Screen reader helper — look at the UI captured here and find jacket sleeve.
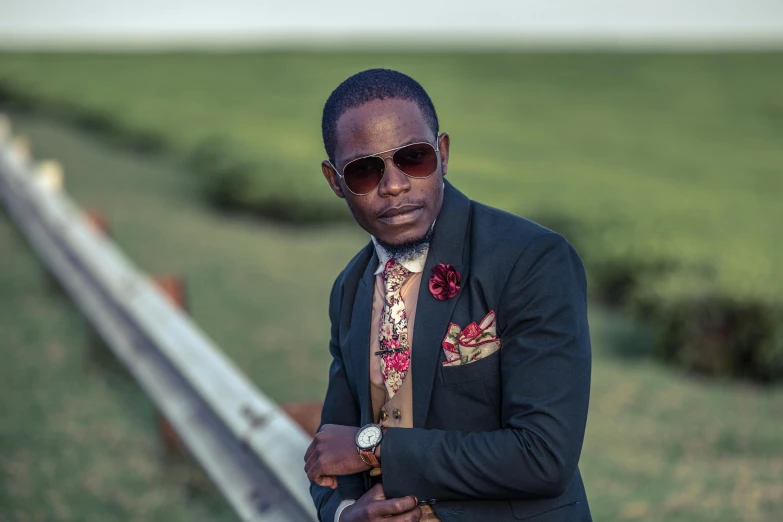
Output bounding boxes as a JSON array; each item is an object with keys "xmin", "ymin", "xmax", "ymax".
[
  {"xmin": 381, "ymin": 232, "xmax": 591, "ymax": 501},
  {"xmin": 309, "ymin": 276, "xmax": 366, "ymax": 521}
]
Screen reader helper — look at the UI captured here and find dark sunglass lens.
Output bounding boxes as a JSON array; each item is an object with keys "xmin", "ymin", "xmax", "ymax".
[
  {"xmin": 343, "ymin": 156, "xmax": 385, "ymax": 194},
  {"xmin": 393, "ymin": 144, "xmax": 438, "ymax": 178}
]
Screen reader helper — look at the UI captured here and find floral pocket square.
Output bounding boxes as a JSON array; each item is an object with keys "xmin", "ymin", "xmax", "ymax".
[{"xmin": 441, "ymin": 310, "xmax": 500, "ymax": 366}]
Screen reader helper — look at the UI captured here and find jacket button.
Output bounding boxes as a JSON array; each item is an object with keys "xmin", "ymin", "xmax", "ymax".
[
  {"xmin": 380, "ymin": 410, "xmax": 388, "ymax": 421},
  {"xmin": 427, "ymin": 498, "xmax": 438, "ymax": 505},
  {"xmin": 392, "ymin": 409, "xmax": 401, "ymax": 419}
]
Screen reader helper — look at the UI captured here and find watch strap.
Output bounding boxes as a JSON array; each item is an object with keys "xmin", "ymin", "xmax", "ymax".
[{"xmin": 358, "ymin": 448, "xmax": 380, "ymax": 467}]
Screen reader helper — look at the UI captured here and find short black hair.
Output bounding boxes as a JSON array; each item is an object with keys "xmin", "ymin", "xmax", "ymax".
[{"xmin": 322, "ymin": 68, "xmax": 439, "ymax": 164}]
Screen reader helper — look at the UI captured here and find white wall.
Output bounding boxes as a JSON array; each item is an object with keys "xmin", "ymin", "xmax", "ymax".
[{"xmin": 1, "ymin": 0, "xmax": 782, "ymax": 49}]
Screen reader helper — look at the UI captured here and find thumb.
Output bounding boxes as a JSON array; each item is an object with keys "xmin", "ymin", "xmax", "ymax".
[{"xmin": 318, "ymin": 476, "xmax": 338, "ymax": 489}]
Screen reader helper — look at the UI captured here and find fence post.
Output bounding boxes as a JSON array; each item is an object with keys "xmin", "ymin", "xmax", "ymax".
[{"xmin": 84, "ymin": 209, "xmax": 110, "ymax": 236}]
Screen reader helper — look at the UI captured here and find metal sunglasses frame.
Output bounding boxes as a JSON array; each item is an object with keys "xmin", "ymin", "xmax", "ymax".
[{"xmin": 328, "ymin": 134, "xmax": 443, "ymax": 196}]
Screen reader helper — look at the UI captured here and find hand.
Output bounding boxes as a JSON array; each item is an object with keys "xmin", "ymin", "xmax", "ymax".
[
  {"xmin": 342, "ymin": 484, "xmax": 421, "ymax": 522},
  {"xmin": 304, "ymin": 424, "xmax": 370, "ymax": 488}
]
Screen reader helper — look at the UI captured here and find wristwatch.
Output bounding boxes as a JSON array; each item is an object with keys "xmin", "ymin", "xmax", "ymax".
[{"xmin": 355, "ymin": 423, "xmax": 383, "ymax": 467}]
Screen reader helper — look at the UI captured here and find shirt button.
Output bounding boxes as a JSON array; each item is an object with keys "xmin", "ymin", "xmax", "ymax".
[{"xmin": 392, "ymin": 409, "xmax": 401, "ymax": 419}]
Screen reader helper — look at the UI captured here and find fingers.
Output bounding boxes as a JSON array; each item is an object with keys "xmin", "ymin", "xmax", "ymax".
[
  {"xmin": 303, "ymin": 424, "xmax": 331, "ymax": 463},
  {"xmin": 368, "ymin": 496, "xmax": 419, "ymax": 518},
  {"xmin": 381, "ymin": 507, "xmax": 423, "ymax": 522},
  {"xmin": 303, "ymin": 424, "xmax": 353, "ymax": 490},
  {"xmin": 304, "ymin": 451, "xmax": 322, "ymax": 485},
  {"xmin": 304, "ymin": 439, "xmax": 316, "ymax": 462},
  {"xmin": 305, "ymin": 454, "xmax": 338, "ymax": 489},
  {"xmin": 355, "ymin": 487, "xmax": 420, "ymax": 521},
  {"xmin": 303, "ymin": 450, "xmax": 322, "ymax": 486},
  {"xmin": 366, "ymin": 483, "xmax": 385, "ymax": 501},
  {"xmin": 304, "ymin": 444, "xmax": 338, "ymax": 488},
  {"xmin": 303, "ymin": 449, "xmax": 317, "ymax": 474},
  {"xmin": 304, "ymin": 433, "xmax": 328, "ymax": 485},
  {"xmin": 306, "ymin": 463, "xmax": 338, "ymax": 489}
]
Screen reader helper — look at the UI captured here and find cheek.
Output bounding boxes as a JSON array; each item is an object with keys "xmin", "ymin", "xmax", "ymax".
[
  {"xmin": 344, "ymin": 196, "xmax": 375, "ymax": 227},
  {"xmin": 422, "ymin": 178, "xmax": 444, "ymax": 207}
]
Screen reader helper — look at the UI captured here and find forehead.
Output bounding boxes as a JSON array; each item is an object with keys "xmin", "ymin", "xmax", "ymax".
[{"xmin": 333, "ymin": 98, "xmax": 434, "ymax": 165}]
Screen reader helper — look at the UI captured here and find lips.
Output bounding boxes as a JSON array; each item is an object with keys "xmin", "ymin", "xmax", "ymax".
[{"xmin": 377, "ymin": 204, "xmax": 424, "ymax": 225}]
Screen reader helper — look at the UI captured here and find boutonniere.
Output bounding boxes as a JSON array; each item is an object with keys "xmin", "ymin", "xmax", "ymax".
[{"xmin": 429, "ymin": 263, "xmax": 461, "ymax": 300}]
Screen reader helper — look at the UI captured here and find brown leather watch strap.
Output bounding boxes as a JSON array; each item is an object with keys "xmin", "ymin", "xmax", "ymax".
[{"xmin": 359, "ymin": 448, "xmax": 380, "ymax": 467}]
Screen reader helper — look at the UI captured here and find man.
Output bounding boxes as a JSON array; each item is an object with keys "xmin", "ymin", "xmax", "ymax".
[{"xmin": 304, "ymin": 69, "xmax": 592, "ymax": 522}]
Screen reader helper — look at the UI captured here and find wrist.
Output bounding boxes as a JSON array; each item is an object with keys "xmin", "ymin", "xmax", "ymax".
[
  {"xmin": 355, "ymin": 424, "xmax": 383, "ymax": 468},
  {"xmin": 358, "ymin": 446, "xmax": 379, "ymax": 468},
  {"xmin": 373, "ymin": 426, "xmax": 387, "ymax": 461}
]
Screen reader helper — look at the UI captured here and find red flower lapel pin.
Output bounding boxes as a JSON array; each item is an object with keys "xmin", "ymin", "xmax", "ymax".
[{"xmin": 429, "ymin": 263, "xmax": 461, "ymax": 300}]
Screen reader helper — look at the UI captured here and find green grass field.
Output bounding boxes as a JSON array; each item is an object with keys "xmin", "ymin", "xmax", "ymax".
[
  {"xmin": 1, "ymin": 51, "xmax": 781, "ymax": 379},
  {"xmin": 2, "ymin": 111, "xmax": 783, "ymax": 521},
  {"xmin": 0, "ymin": 158, "xmax": 237, "ymax": 519}
]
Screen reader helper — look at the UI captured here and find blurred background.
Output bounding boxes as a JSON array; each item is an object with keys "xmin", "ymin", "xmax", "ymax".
[{"xmin": 1, "ymin": 1, "xmax": 782, "ymax": 521}]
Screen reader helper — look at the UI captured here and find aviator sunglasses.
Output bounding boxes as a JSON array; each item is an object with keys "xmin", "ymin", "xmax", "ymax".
[{"xmin": 330, "ymin": 135, "xmax": 442, "ymax": 196}]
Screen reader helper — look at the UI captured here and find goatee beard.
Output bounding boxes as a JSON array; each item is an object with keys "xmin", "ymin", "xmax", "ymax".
[{"xmin": 375, "ymin": 221, "xmax": 435, "ymax": 262}]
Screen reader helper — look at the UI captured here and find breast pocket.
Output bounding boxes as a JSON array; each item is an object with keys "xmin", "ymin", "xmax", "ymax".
[
  {"xmin": 440, "ymin": 348, "xmax": 501, "ymax": 384},
  {"xmin": 435, "ymin": 350, "xmax": 502, "ymax": 430}
]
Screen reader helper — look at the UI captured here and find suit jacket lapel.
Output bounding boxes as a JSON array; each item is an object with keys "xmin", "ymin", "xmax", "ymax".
[
  {"xmin": 412, "ymin": 181, "xmax": 472, "ymax": 427},
  {"xmin": 348, "ymin": 247, "xmax": 378, "ymax": 425}
]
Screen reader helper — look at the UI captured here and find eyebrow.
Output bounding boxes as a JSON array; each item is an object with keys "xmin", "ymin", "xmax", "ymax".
[{"xmin": 338, "ymin": 136, "xmax": 432, "ymax": 168}]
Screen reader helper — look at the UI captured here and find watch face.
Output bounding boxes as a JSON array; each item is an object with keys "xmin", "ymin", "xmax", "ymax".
[{"xmin": 356, "ymin": 425, "xmax": 382, "ymax": 450}]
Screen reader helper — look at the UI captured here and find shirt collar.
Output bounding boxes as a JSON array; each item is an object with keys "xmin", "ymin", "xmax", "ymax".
[{"xmin": 371, "ymin": 236, "xmax": 429, "ymax": 275}]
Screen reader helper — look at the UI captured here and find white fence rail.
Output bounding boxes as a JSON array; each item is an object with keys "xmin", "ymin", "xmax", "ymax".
[{"xmin": 0, "ymin": 118, "xmax": 317, "ymax": 522}]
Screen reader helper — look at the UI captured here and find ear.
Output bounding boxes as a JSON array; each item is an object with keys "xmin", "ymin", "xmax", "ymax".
[
  {"xmin": 322, "ymin": 160, "xmax": 346, "ymax": 199},
  {"xmin": 438, "ymin": 132, "xmax": 451, "ymax": 177}
]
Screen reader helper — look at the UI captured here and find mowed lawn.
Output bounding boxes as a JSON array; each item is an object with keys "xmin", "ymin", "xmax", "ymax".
[{"xmin": 1, "ymin": 113, "xmax": 782, "ymax": 521}]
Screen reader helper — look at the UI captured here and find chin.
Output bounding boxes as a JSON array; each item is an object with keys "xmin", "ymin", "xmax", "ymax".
[
  {"xmin": 376, "ymin": 218, "xmax": 435, "ymax": 251},
  {"xmin": 378, "ymin": 224, "xmax": 424, "ymax": 246}
]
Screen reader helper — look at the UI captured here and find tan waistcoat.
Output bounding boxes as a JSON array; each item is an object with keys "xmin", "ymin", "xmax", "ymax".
[{"xmin": 369, "ymin": 272, "xmax": 440, "ymax": 521}]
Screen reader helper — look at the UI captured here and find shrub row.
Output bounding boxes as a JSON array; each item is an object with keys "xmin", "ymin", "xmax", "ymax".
[{"xmin": 1, "ymin": 52, "xmax": 780, "ymax": 380}]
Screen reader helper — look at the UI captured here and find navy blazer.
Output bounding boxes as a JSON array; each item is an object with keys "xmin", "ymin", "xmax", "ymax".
[{"xmin": 310, "ymin": 181, "xmax": 592, "ymax": 521}]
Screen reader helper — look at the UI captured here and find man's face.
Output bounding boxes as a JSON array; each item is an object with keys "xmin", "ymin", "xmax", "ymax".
[{"xmin": 322, "ymin": 98, "xmax": 450, "ymax": 246}]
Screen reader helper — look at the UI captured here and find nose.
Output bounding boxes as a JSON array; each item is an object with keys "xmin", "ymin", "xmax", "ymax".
[{"xmin": 377, "ymin": 155, "xmax": 410, "ymax": 197}]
